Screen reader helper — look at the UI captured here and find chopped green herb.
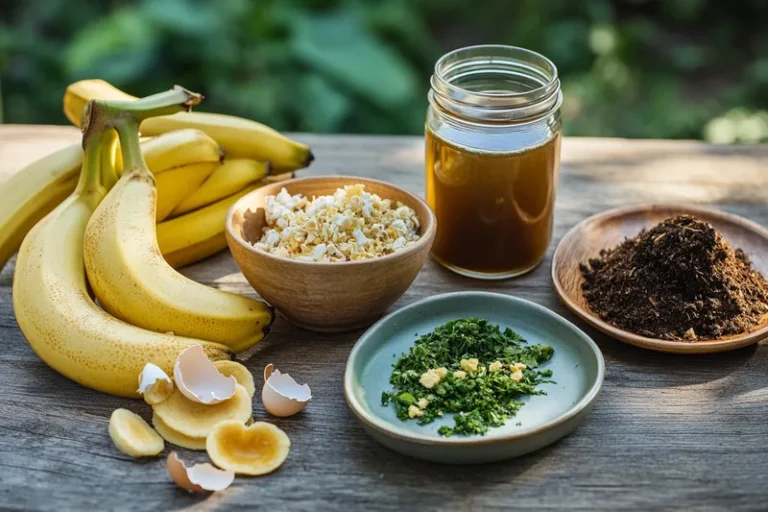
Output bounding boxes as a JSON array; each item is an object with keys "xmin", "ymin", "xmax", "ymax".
[{"xmin": 381, "ymin": 317, "xmax": 554, "ymax": 437}]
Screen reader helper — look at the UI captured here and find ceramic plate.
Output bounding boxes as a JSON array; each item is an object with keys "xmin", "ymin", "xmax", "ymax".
[
  {"xmin": 552, "ymin": 204, "xmax": 768, "ymax": 354},
  {"xmin": 344, "ymin": 291, "xmax": 604, "ymax": 464}
]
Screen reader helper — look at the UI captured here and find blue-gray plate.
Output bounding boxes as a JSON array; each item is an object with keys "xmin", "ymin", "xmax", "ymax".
[{"xmin": 343, "ymin": 291, "xmax": 604, "ymax": 464}]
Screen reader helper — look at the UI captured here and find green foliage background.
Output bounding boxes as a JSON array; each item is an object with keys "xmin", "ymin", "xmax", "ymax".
[{"xmin": 1, "ymin": 0, "xmax": 767, "ymax": 142}]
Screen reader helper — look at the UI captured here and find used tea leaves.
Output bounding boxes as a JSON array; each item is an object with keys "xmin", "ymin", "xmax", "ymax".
[{"xmin": 381, "ymin": 318, "xmax": 554, "ymax": 437}]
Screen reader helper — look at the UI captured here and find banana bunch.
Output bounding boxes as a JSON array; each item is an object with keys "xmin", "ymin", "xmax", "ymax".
[
  {"xmin": 13, "ymin": 87, "xmax": 275, "ymax": 397},
  {"xmin": 0, "ymin": 79, "xmax": 311, "ymax": 272}
]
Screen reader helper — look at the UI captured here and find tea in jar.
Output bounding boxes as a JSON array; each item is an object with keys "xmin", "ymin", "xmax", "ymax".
[{"xmin": 425, "ymin": 45, "xmax": 562, "ymax": 279}]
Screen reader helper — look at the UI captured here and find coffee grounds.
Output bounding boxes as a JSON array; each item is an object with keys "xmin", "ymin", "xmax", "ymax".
[{"xmin": 580, "ymin": 215, "xmax": 768, "ymax": 341}]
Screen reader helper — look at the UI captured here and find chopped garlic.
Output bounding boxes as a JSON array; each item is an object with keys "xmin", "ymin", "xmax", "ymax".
[
  {"xmin": 408, "ymin": 405, "xmax": 423, "ymax": 418},
  {"xmin": 509, "ymin": 362, "xmax": 527, "ymax": 372},
  {"xmin": 255, "ymin": 185, "xmax": 420, "ymax": 262},
  {"xmin": 419, "ymin": 370, "xmax": 441, "ymax": 389},
  {"xmin": 460, "ymin": 358, "xmax": 479, "ymax": 372}
]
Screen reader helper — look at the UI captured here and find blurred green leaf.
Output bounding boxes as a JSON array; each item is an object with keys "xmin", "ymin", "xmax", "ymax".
[
  {"xmin": 297, "ymin": 74, "xmax": 351, "ymax": 132},
  {"xmin": 292, "ymin": 12, "xmax": 418, "ymax": 108},
  {"xmin": 65, "ymin": 7, "xmax": 156, "ymax": 76}
]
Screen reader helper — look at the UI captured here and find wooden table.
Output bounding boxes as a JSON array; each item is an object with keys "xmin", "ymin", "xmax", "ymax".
[{"xmin": 1, "ymin": 125, "xmax": 767, "ymax": 511}]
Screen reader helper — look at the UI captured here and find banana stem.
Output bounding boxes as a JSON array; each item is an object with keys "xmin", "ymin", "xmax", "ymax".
[
  {"xmin": 82, "ymin": 86, "xmax": 203, "ymax": 176},
  {"xmin": 76, "ymin": 131, "xmax": 103, "ymax": 196}
]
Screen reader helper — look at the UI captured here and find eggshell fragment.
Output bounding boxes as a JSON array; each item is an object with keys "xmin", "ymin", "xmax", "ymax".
[
  {"xmin": 108, "ymin": 409, "xmax": 164, "ymax": 458},
  {"xmin": 167, "ymin": 452, "xmax": 234, "ymax": 493},
  {"xmin": 206, "ymin": 420, "xmax": 290, "ymax": 476},
  {"xmin": 152, "ymin": 413, "xmax": 207, "ymax": 451},
  {"xmin": 214, "ymin": 360, "xmax": 255, "ymax": 397},
  {"xmin": 262, "ymin": 364, "xmax": 312, "ymax": 417},
  {"xmin": 152, "ymin": 384, "xmax": 252, "ymax": 438},
  {"xmin": 174, "ymin": 345, "xmax": 237, "ymax": 404},
  {"xmin": 137, "ymin": 363, "xmax": 174, "ymax": 405}
]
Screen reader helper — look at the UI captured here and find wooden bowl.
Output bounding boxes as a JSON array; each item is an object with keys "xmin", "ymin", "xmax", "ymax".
[
  {"xmin": 552, "ymin": 204, "xmax": 768, "ymax": 354},
  {"xmin": 225, "ymin": 176, "xmax": 436, "ymax": 332}
]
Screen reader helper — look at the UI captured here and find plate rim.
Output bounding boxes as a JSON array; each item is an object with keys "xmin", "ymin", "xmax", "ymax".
[
  {"xmin": 343, "ymin": 291, "xmax": 605, "ymax": 447},
  {"xmin": 551, "ymin": 203, "xmax": 768, "ymax": 354}
]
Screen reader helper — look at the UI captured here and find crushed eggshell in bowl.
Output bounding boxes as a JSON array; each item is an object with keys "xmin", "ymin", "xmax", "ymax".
[
  {"xmin": 137, "ymin": 363, "xmax": 174, "ymax": 405},
  {"xmin": 167, "ymin": 452, "xmax": 234, "ymax": 493},
  {"xmin": 174, "ymin": 344, "xmax": 237, "ymax": 405},
  {"xmin": 206, "ymin": 420, "xmax": 291, "ymax": 476},
  {"xmin": 152, "ymin": 384, "xmax": 252, "ymax": 439},
  {"xmin": 109, "ymin": 408, "xmax": 164, "ymax": 458},
  {"xmin": 262, "ymin": 364, "xmax": 312, "ymax": 417}
]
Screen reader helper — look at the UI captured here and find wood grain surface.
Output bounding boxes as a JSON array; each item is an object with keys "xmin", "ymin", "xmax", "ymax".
[
  {"xmin": 553, "ymin": 204, "xmax": 768, "ymax": 354},
  {"xmin": 1, "ymin": 125, "xmax": 768, "ymax": 511}
]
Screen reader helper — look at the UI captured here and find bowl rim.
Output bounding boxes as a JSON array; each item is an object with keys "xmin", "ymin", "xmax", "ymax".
[
  {"xmin": 551, "ymin": 203, "xmax": 768, "ymax": 354},
  {"xmin": 225, "ymin": 175, "xmax": 437, "ymax": 267},
  {"xmin": 343, "ymin": 291, "xmax": 606, "ymax": 447}
]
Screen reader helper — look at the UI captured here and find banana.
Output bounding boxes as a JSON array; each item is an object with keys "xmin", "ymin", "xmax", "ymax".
[
  {"xmin": 116, "ymin": 129, "xmax": 222, "ymax": 176},
  {"xmin": 12, "ymin": 131, "xmax": 230, "ymax": 398},
  {"xmin": 162, "ymin": 232, "xmax": 228, "ymax": 269},
  {"xmin": 140, "ymin": 113, "xmax": 313, "ymax": 171},
  {"xmin": 172, "ymin": 159, "xmax": 269, "ymax": 217},
  {"xmin": 83, "ymin": 116, "xmax": 273, "ymax": 354},
  {"xmin": 64, "ymin": 79, "xmax": 313, "ymax": 171},
  {"xmin": 158, "ymin": 183, "xmax": 260, "ymax": 266},
  {"xmin": 64, "ymin": 79, "xmax": 136, "ymax": 126},
  {"xmin": 0, "ymin": 143, "xmax": 82, "ymax": 271},
  {"xmin": 155, "ymin": 162, "xmax": 219, "ymax": 221},
  {"xmin": 0, "ymin": 127, "xmax": 224, "ymax": 270}
]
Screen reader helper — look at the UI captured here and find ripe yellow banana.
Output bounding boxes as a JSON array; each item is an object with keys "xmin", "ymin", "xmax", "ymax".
[
  {"xmin": 163, "ymin": 232, "xmax": 227, "ymax": 269},
  {"xmin": 155, "ymin": 161, "xmax": 219, "ymax": 221},
  {"xmin": 140, "ymin": 113, "xmax": 312, "ymax": 171},
  {"xmin": 12, "ymin": 131, "xmax": 230, "ymax": 398},
  {"xmin": 158, "ymin": 183, "xmax": 260, "ymax": 267},
  {"xmin": 64, "ymin": 79, "xmax": 313, "ymax": 171},
  {"xmin": 83, "ymin": 113, "xmax": 273, "ymax": 354},
  {"xmin": 172, "ymin": 158, "xmax": 269, "ymax": 217},
  {"xmin": 0, "ymin": 143, "xmax": 82, "ymax": 270},
  {"xmin": 64, "ymin": 79, "xmax": 136, "ymax": 126}
]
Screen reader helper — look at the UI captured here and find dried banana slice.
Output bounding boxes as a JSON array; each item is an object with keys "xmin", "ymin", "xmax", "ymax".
[
  {"xmin": 109, "ymin": 409, "xmax": 164, "ymax": 457},
  {"xmin": 152, "ymin": 413, "xmax": 207, "ymax": 451},
  {"xmin": 214, "ymin": 360, "xmax": 255, "ymax": 397},
  {"xmin": 206, "ymin": 420, "xmax": 290, "ymax": 476},
  {"xmin": 152, "ymin": 384, "xmax": 251, "ymax": 438}
]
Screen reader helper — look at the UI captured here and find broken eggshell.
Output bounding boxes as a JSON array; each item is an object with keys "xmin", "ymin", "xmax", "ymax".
[
  {"xmin": 174, "ymin": 344, "xmax": 237, "ymax": 404},
  {"xmin": 262, "ymin": 364, "xmax": 312, "ymax": 417},
  {"xmin": 167, "ymin": 452, "xmax": 234, "ymax": 493},
  {"xmin": 137, "ymin": 363, "xmax": 174, "ymax": 405}
]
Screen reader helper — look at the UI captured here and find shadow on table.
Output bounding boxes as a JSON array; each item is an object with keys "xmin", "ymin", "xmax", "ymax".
[{"xmin": 352, "ymin": 435, "xmax": 563, "ymax": 495}]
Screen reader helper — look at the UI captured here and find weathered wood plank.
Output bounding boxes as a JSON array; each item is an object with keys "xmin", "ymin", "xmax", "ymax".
[{"xmin": 1, "ymin": 125, "xmax": 767, "ymax": 510}]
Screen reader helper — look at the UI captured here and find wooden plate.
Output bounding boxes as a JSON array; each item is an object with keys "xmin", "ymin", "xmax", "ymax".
[{"xmin": 552, "ymin": 204, "xmax": 768, "ymax": 354}]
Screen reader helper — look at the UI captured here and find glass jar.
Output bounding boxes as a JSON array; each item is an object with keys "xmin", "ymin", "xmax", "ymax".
[{"xmin": 425, "ymin": 45, "xmax": 562, "ymax": 279}]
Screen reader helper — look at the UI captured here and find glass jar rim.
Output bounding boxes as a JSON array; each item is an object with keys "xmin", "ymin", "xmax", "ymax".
[{"xmin": 430, "ymin": 44, "xmax": 561, "ymax": 122}]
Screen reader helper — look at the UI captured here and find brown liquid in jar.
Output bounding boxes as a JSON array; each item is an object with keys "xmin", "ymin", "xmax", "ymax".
[{"xmin": 426, "ymin": 128, "xmax": 560, "ymax": 277}]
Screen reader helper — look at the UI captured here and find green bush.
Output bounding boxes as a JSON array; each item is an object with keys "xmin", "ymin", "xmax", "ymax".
[{"xmin": 1, "ymin": 0, "xmax": 766, "ymax": 142}]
